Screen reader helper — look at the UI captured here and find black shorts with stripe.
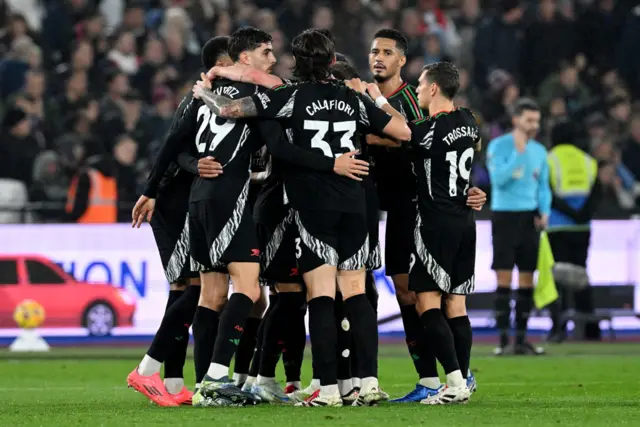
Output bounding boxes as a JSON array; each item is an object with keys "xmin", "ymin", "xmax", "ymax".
[
  {"xmin": 257, "ymin": 208, "xmax": 303, "ymax": 285},
  {"xmin": 149, "ymin": 203, "xmax": 197, "ymax": 284},
  {"xmin": 293, "ymin": 209, "xmax": 368, "ymax": 274},
  {"xmin": 188, "ymin": 181, "xmax": 261, "ymax": 272},
  {"xmin": 364, "ymin": 175, "xmax": 381, "ymax": 271},
  {"xmin": 409, "ymin": 214, "xmax": 476, "ymax": 296}
]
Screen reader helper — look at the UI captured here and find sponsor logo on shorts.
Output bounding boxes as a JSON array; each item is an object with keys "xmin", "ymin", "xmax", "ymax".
[
  {"xmin": 234, "ymin": 324, "xmax": 244, "ymax": 333},
  {"xmin": 289, "ymin": 267, "xmax": 299, "ymax": 276},
  {"xmin": 251, "ymin": 249, "xmax": 261, "ymax": 257}
]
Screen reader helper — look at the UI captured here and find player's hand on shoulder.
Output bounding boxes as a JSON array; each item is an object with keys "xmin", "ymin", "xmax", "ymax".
[
  {"xmin": 192, "ymin": 72, "xmax": 212, "ymax": 99},
  {"xmin": 466, "ymin": 187, "xmax": 487, "ymax": 211},
  {"xmin": 345, "ymin": 78, "xmax": 367, "ymax": 94},
  {"xmin": 206, "ymin": 66, "xmax": 221, "ymax": 81},
  {"xmin": 365, "ymin": 82, "xmax": 382, "ymax": 100},
  {"xmin": 198, "ymin": 156, "xmax": 223, "ymax": 179},
  {"xmin": 132, "ymin": 195, "xmax": 155, "ymax": 228},
  {"xmin": 333, "ymin": 150, "xmax": 369, "ymax": 181}
]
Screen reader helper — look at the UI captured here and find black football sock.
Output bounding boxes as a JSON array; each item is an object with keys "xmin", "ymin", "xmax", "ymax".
[
  {"xmin": 447, "ymin": 315, "xmax": 472, "ymax": 379},
  {"xmin": 282, "ymin": 293, "xmax": 306, "ymax": 383},
  {"xmin": 164, "ymin": 286, "xmax": 200, "ymax": 379},
  {"xmin": 248, "ymin": 294, "xmax": 277, "ymax": 378},
  {"xmin": 345, "ymin": 294, "xmax": 378, "ymax": 379},
  {"xmin": 258, "ymin": 296, "xmax": 287, "ymax": 378},
  {"xmin": 210, "ymin": 293, "xmax": 254, "ymax": 375},
  {"xmin": 234, "ymin": 316, "xmax": 261, "ymax": 376},
  {"xmin": 399, "ymin": 304, "xmax": 438, "ymax": 379},
  {"xmin": 192, "ymin": 305, "xmax": 219, "ymax": 384},
  {"xmin": 334, "ymin": 293, "xmax": 352, "ymax": 381},
  {"xmin": 419, "ymin": 308, "xmax": 460, "ymax": 375},
  {"xmin": 515, "ymin": 288, "xmax": 534, "ymax": 345},
  {"xmin": 495, "ymin": 286, "xmax": 512, "ymax": 347},
  {"xmin": 308, "ymin": 296, "xmax": 337, "ymax": 386},
  {"xmin": 365, "ymin": 271, "xmax": 378, "ymax": 312}
]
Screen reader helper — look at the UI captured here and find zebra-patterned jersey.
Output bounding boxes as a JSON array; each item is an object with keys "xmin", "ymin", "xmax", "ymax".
[
  {"xmin": 249, "ymin": 80, "xmax": 392, "ymax": 214},
  {"xmin": 408, "ymin": 107, "xmax": 480, "ymax": 222},
  {"xmin": 188, "ymin": 79, "xmax": 265, "ymax": 203}
]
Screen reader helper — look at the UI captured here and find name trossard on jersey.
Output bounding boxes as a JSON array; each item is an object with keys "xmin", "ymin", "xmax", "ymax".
[
  {"xmin": 249, "ymin": 81, "xmax": 393, "ymax": 214},
  {"xmin": 409, "ymin": 108, "xmax": 480, "ymax": 221},
  {"xmin": 189, "ymin": 79, "xmax": 265, "ymax": 203}
]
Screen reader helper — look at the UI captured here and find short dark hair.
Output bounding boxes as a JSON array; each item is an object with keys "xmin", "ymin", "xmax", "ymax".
[
  {"xmin": 511, "ymin": 97, "xmax": 540, "ymax": 116},
  {"xmin": 421, "ymin": 62, "xmax": 460, "ymax": 100},
  {"xmin": 373, "ymin": 28, "xmax": 408, "ymax": 54},
  {"xmin": 292, "ymin": 29, "xmax": 335, "ymax": 82},
  {"xmin": 330, "ymin": 61, "xmax": 360, "ymax": 80},
  {"xmin": 228, "ymin": 27, "xmax": 272, "ymax": 62},
  {"xmin": 311, "ymin": 28, "xmax": 335, "ymax": 44},
  {"xmin": 201, "ymin": 36, "xmax": 229, "ymax": 69}
]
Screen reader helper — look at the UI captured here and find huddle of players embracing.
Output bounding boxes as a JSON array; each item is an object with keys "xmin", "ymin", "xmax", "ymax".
[{"xmin": 127, "ymin": 25, "xmax": 487, "ymax": 408}]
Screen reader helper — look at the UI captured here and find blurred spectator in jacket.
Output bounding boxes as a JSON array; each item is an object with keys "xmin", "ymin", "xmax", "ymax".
[
  {"xmin": 107, "ymin": 31, "xmax": 139, "ymax": 75},
  {"xmin": 473, "ymin": 0, "xmax": 524, "ymax": 90},
  {"xmin": 621, "ymin": 111, "xmax": 640, "ymax": 180},
  {"xmin": 538, "ymin": 61, "xmax": 591, "ymax": 116},
  {"xmin": 521, "ymin": 0, "xmax": 576, "ymax": 95},
  {"xmin": 113, "ymin": 134, "xmax": 139, "ymax": 223},
  {"xmin": 0, "ymin": 107, "xmax": 41, "ymax": 187}
]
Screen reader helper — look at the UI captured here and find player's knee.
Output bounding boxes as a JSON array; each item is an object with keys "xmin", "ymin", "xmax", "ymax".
[
  {"xmin": 337, "ymin": 268, "xmax": 366, "ymax": 300},
  {"xmin": 276, "ymin": 282, "xmax": 304, "ymax": 293},
  {"xmin": 395, "ymin": 287, "xmax": 416, "ymax": 305},
  {"xmin": 444, "ymin": 294, "xmax": 467, "ymax": 318},
  {"xmin": 415, "ymin": 291, "xmax": 442, "ymax": 314},
  {"xmin": 170, "ymin": 282, "xmax": 187, "ymax": 292},
  {"xmin": 199, "ymin": 288, "xmax": 227, "ymax": 311},
  {"xmin": 496, "ymin": 270, "xmax": 513, "ymax": 287},
  {"xmin": 518, "ymin": 272, "xmax": 535, "ymax": 288},
  {"xmin": 251, "ymin": 289, "xmax": 268, "ymax": 317}
]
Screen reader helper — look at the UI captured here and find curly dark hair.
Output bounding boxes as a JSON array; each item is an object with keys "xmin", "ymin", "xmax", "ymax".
[{"xmin": 291, "ymin": 29, "xmax": 335, "ymax": 82}]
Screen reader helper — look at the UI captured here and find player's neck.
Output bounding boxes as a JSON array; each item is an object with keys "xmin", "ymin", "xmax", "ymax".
[
  {"xmin": 376, "ymin": 74, "xmax": 404, "ymax": 98},
  {"xmin": 512, "ymin": 129, "xmax": 528, "ymax": 144},
  {"xmin": 428, "ymin": 99, "xmax": 455, "ymax": 116}
]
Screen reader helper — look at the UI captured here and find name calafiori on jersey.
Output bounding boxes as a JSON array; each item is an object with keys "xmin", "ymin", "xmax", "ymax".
[
  {"xmin": 443, "ymin": 126, "xmax": 478, "ymax": 145},
  {"xmin": 306, "ymin": 100, "xmax": 354, "ymax": 117},
  {"xmin": 214, "ymin": 86, "xmax": 241, "ymax": 98}
]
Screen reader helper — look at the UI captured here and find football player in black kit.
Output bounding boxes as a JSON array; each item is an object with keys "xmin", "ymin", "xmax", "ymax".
[
  {"xmin": 194, "ymin": 29, "xmax": 410, "ymax": 407},
  {"xmin": 369, "ymin": 62, "xmax": 481, "ymax": 404},
  {"xmin": 366, "ymin": 29, "xmax": 442, "ymax": 403},
  {"xmin": 126, "ymin": 36, "xmax": 231, "ymax": 407}
]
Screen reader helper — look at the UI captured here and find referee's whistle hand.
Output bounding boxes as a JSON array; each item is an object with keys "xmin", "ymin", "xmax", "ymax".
[
  {"xmin": 334, "ymin": 151, "xmax": 369, "ymax": 181},
  {"xmin": 466, "ymin": 187, "xmax": 487, "ymax": 211},
  {"xmin": 198, "ymin": 156, "xmax": 223, "ymax": 178}
]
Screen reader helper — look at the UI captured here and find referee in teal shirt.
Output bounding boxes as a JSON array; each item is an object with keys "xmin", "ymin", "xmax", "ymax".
[{"xmin": 486, "ymin": 98, "xmax": 552, "ymax": 356}]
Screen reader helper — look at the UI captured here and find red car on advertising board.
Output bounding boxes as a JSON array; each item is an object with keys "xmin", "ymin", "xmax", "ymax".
[{"xmin": 0, "ymin": 255, "xmax": 136, "ymax": 336}]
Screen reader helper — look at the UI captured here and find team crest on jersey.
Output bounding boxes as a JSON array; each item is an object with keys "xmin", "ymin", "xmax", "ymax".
[{"xmin": 512, "ymin": 167, "xmax": 524, "ymax": 179}]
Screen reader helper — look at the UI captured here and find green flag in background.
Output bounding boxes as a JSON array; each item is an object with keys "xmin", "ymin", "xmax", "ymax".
[{"xmin": 534, "ymin": 231, "xmax": 559, "ymax": 309}]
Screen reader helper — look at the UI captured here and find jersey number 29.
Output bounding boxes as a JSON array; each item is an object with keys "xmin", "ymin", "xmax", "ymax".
[
  {"xmin": 445, "ymin": 147, "xmax": 474, "ymax": 197},
  {"xmin": 304, "ymin": 120, "xmax": 356, "ymax": 158},
  {"xmin": 195, "ymin": 105, "xmax": 236, "ymax": 153}
]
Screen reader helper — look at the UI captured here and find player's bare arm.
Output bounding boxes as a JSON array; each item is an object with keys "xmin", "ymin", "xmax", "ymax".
[
  {"xmin": 366, "ymin": 134, "xmax": 400, "ymax": 147},
  {"xmin": 193, "ymin": 83, "xmax": 258, "ymax": 119},
  {"xmin": 207, "ymin": 64, "xmax": 283, "ymax": 89},
  {"xmin": 466, "ymin": 187, "xmax": 487, "ymax": 211}
]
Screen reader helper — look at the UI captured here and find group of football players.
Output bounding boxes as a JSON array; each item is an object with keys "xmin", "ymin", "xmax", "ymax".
[{"xmin": 126, "ymin": 25, "xmax": 487, "ymax": 408}]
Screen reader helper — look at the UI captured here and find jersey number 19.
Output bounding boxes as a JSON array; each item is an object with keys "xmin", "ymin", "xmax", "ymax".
[
  {"xmin": 445, "ymin": 147, "xmax": 474, "ymax": 197},
  {"xmin": 195, "ymin": 105, "xmax": 236, "ymax": 154}
]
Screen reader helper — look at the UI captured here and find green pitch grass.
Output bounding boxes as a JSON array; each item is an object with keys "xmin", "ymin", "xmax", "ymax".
[{"xmin": 1, "ymin": 343, "xmax": 639, "ymax": 427}]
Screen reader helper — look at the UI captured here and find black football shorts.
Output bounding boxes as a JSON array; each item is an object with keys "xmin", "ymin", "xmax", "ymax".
[
  {"xmin": 491, "ymin": 211, "xmax": 540, "ymax": 272},
  {"xmin": 409, "ymin": 214, "xmax": 476, "ymax": 296},
  {"xmin": 293, "ymin": 209, "xmax": 369, "ymax": 274},
  {"xmin": 257, "ymin": 208, "xmax": 303, "ymax": 285},
  {"xmin": 384, "ymin": 200, "xmax": 416, "ymax": 276},
  {"xmin": 188, "ymin": 196, "xmax": 261, "ymax": 273},
  {"xmin": 149, "ymin": 203, "xmax": 197, "ymax": 284}
]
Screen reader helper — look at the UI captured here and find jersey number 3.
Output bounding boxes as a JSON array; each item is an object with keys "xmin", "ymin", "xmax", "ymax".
[
  {"xmin": 195, "ymin": 105, "xmax": 236, "ymax": 153},
  {"xmin": 304, "ymin": 120, "xmax": 356, "ymax": 158},
  {"xmin": 445, "ymin": 147, "xmax": 474, "ymax": 197}
]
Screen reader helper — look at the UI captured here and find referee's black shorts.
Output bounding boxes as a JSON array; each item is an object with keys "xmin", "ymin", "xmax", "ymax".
[{"xmin": 491, "ymin": 210, "xmax": 540, "ymax": 272}]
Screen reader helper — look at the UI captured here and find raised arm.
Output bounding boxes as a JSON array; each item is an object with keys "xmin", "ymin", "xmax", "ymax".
[
  {"xmin": 486, "ymin": 140, "xmax": 527, "ymax": 188},
  {"xmin": 207, "ymin": 64, "xmax": 283, "ymax": 89},
  {"xmin": 193, "ymin": 83, "xmax": 258, "ymax": 119}
]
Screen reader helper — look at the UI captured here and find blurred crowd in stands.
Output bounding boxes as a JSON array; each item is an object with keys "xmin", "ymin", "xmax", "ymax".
[{"xmin": 1, "ymin": 0, "xmax": 640, "ymax": 223}]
